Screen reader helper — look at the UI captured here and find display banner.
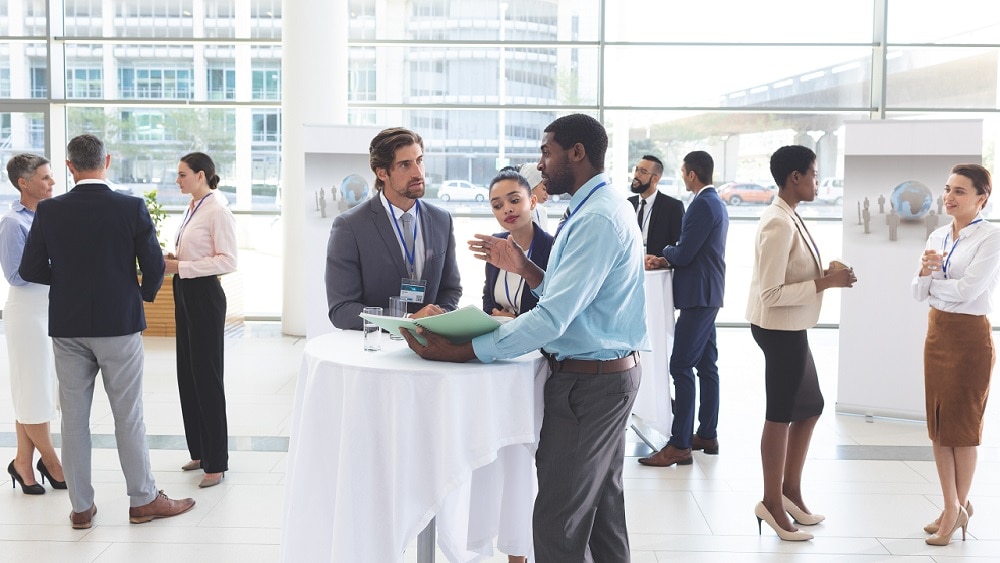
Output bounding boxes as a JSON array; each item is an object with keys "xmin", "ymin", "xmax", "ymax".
[{"xmin": 837, "ymin": 120, "xmax": 982, "ymax": 420}]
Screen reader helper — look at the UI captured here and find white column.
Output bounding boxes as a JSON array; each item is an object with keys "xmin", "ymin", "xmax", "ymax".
[
  {"xmin": 280, "ymin": 0, "xmax": 347, "ymax": 335},
  {"xmin": 234, "ymin": 1, "xmax": 252, "ymax": 208}
]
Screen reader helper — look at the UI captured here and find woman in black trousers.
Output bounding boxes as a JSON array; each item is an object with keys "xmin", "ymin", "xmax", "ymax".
[{"xmin": 165, "ymin": 152, "xmax": 238, "ymax": 488}]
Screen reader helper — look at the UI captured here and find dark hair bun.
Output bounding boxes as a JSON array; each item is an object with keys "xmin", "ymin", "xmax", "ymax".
[{"xmin": 209, "ymin": 174, "xmax": 220, "ymax": 189}]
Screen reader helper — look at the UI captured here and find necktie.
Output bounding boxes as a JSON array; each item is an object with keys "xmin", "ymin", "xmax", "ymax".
[
  {"xmin": 556, "ymin": 208, "xmax": 570, "ymax": 235},
  {"xmin": 637, "ymin": 199, "xmax": 646, "ymax": 229},
  {"xmin": 400, "ymin": 211, "xmax": 415, "ymax": 253}
]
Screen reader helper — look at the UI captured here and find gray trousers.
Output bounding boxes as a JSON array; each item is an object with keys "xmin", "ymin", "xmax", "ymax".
[
  {"xmin": 533, "ymin": 362, "xmax": 641, "ymax": 563},
  {"xmin": 54, "ymin": 334, "xmax": 158, "ymax": 512}
]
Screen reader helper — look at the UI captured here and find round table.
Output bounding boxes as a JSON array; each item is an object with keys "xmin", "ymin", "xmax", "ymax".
[{"xmin": 281, "ymin": 331, "xmax": 547, "ymax": 562}]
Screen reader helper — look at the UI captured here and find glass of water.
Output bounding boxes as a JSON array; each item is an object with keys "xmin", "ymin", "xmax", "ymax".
[
  {"xmin": 387, "ymin": 296, "xmax": 406, "ymax": 340},
  {"xmin": 362, "ymin": 306, "xmax": 382, "ymax": 351}
]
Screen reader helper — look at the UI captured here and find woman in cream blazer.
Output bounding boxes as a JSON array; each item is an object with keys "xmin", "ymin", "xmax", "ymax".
[{"xmin": 746, "ymin": 146, "xmax": 856, "ymax": 541}]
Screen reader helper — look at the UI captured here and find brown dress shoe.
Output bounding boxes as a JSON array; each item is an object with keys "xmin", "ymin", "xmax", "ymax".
[
  {"xmin": 70, "ymin": 504, "xmax": 97, "ymax": 529},
  {"xmin": 691, "ymin": 434, "xmax": 719, "ymax": 455},
  {"xmin": 638, "ymin": 445, "xmax": 693, "ymax": 467},
  {"xmin": 128, "ymin": 490, "xmax": 195, "ymax": 524}
]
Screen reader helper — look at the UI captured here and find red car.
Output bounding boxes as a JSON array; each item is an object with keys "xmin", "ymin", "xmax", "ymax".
[{"xmin": 718, "ymin": 182, "xmax": 776, "ymax": 205}]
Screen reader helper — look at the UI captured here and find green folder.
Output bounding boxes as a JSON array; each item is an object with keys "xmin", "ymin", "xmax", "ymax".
[{"xmin": 359, "ymin": 304, "xmax": 509, "ymax": 345}]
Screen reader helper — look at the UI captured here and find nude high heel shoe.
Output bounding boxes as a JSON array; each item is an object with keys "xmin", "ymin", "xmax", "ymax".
[
  {"xmin": 781, "ymin": 494, "xmax": 825, "ymax": 525},
  {"xmin": 755, "ymin": 502, "xmax": 813, "ymax": 541},
  {"xmin": 924, "ymin": 500, "xmax": 973, "ymax": 534},
  {"xmin": 925, "ymin": 505, "xmax": 969, "ymax": 546}
]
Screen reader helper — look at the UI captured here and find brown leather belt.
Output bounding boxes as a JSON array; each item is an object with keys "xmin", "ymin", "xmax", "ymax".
[{"xmin": 543, "ymin": 351, "xmax": 639, "ymax": 375}]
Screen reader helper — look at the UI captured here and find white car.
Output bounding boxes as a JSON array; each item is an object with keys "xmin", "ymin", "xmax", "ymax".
[
  {"xmin": 816, "ymin": 178, "xmax": 844, "ymax": 205},
  {"xmin": 438, "ymin": 180, "xmax": 488, "ymax": 202}
]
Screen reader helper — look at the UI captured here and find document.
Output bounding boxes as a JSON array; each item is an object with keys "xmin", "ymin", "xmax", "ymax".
[{"xmin": 359, "ymin": 305, "xmax": 510, "ymax": 345}]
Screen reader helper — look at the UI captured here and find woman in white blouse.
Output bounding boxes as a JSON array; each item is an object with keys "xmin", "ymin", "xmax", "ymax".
[
  {"xmin": 912, "ymin": 163, "xmax": 1000, "ymax": 546},
  {"xmin": 165, "ymin": 152, "xmax": 238, "ymax": 489}
]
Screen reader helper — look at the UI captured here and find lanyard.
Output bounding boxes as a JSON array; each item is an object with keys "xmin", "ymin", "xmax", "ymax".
[
  {"xmin": 175, "ymin": 192, "xmax": 212, "ymax": 248},
  {"xmin": 942, "ymin": 218, "xmax": 983, "ymax": 277},
  {"xmin": 503, "ymin": 237, "xmax": 534, "ymax": 314},
  {"xmin": 554, "ymin": 181, "xmax": 607, "ymax": 239},
  {"xmin": 389, "ymin": 199, "xmax": 420, "ymax": 277}
]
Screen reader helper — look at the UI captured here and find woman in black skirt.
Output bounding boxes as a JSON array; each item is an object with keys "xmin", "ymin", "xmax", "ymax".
[{"xmin": 746, "ymin": 146, "xmax": 856, "ymax": 541}]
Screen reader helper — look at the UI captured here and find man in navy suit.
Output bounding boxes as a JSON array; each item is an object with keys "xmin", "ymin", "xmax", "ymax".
[
  {"xmin": 627, "ymin": 155, "xmax": 684, "ymax": 258},
  {"xmin": 20, "ymin": 134, "xmax": 194, "ymax": 528},
  {"xmin": 326, "ymin": 127, "xmax": 461, "ymax": 329},
  {"xmin": 639, "ymin": 150, "xmax": 729, "ymax": 467}
]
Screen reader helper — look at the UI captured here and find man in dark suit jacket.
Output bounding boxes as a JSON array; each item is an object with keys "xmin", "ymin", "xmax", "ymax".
[
  {"xmin": 20, "ymin": 134, "xmax": 194, "ymax": 528},
  {"xmin": 628, "ymin": 155, "xmax": 685, "ymax": 258},
  {"xmin": 326, "ymin": 127, "xmax": 461, "ymax": 330},
  {"xmin": 639, "ymin": 150, "xmax": 729, "ymax": 467}
]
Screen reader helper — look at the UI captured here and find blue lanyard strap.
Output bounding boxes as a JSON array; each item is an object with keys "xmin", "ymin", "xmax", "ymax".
[
  {"xmin": 942, "ymin": 218, "xmax": 983, "ymax": 277},
  {"xmin": 175, "ymin": 192, "xmax": 212, "ymax": 248},
  {"xmin": 389, "ymin": 199, "xmax": 420, "ymax": 277},
  {"xmin": 502, "ymin": 237, "xmax": 534, "ymax": 314},
  {"xmin": 554, "ymin": 181, "xmax": 607, "ymax": 239}
]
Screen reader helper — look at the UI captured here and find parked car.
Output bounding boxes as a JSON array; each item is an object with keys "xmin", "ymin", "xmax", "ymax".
[
  {"xmin": 717, "ymin": 182, "xmax": 776, "ymax": 205},
  {"xmin": 437, "ymin": 180, "xmax": 488, "ymax": 202},
  {"xmin": 816, "ymin": 178, "xmax": 844, "ymax": 205}
]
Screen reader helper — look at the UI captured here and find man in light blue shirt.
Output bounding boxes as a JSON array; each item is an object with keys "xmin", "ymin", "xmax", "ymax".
[{"xmin": 403, "ymin": 114, "xmax": 648, "ymax": 562}]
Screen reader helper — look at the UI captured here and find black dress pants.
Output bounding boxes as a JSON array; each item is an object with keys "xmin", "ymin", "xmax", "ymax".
[{"xmin": 174, "ymin": 275, "xmax": 229, "ymax": 473}]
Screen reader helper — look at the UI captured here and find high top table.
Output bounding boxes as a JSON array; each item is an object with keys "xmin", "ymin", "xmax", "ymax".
[
  {"xmin": 633, "ymin": 268, "xmax": 676, "ymax": 438},
  {"xmin": 281, "ymin": 330, "xmax": 547, "ymax": 562}
]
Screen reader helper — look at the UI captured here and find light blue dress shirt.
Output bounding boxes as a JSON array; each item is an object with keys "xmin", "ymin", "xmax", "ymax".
[
  {"xmin": 0, "ymin": 200, "xmax": 34, "ymax": 286},
  {"xmin": 473, "ymin": 174, "xmax": 650, "ymax": 362}
]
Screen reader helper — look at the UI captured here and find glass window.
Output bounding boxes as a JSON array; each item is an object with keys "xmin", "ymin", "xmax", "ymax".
[
  {"xmin": 251, "ymin": 59, "xmax": 281, "ymax": 100},
  {"xmin": 66, "ymin": 66, "xmax": 103, "ymax": 98},
  {"xmin": 252, "ymin": 110, "xmax": 281, "ymax": 143},
  {"xmin": 250, "ymin": 0, "xmax": 281, "ymax": 39},
  {"xmin": 887, "ymin": 0, "xmax": 1000, "ymax": 43},
  {"xmin": 885, "ymin": 47, "xmax": 1000, "ymax": 110},
  {"xmin": 118, "ymin": 63, "xmax": 194, "ymax": 99},
  {"xmin": 207, "ymin": 64, "xmax": 235, "ymax": 100},
  {"xmin": 604, "ymin": 45, "xmax": 874, "ymax": 109},
  {"xmin": 113, "ymin": 0, "xmax": 194, "ymax": 38},
  {"xmin": 30, "ymin": 65, "xmax": 46, "ymax": 98},
  {"xmin": 0, "ymin": 67, "xmax": 10, "ymax": 97}
]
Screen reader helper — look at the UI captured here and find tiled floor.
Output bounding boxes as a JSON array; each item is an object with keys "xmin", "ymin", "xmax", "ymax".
[{"xmin": 2, "ymin": 325, "xmax": 999, "ymax": 562}]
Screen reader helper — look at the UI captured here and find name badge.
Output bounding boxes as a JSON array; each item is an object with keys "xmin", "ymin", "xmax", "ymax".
[{"xmin": 400, "ymin": 278, "xmax": 427, "ymax": 304}]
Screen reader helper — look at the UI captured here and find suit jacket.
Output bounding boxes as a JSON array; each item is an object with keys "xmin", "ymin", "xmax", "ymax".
[
  {"xmin": 628, "ymin": 191, "xmax": 685, "ymax": 257},
  {"xmin": 482, "ymin": 225, "xmax": 554, "ymax": 315},
  {"xmin": 745, "ymin": 198, "xmax": 824, "ymax": 331},
  {"xmin": 326, "ymin": 196, "xmax": 462, "ymax": 330},
  {"xmin": 662, "ymin": 186, "xmax": 729, "ymax": 310},
  {"xmin": 19, "ymin": 183, "xmax": 165, "ymax": 337}
]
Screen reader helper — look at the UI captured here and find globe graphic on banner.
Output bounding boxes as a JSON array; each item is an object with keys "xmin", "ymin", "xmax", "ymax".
[
  {"xmin": 890, "ymin": 180, "xmax": 933, "ymax": 219},
  {"xmin": 340, "ymin": 174, "xmax": 371, "ymax": 207}
]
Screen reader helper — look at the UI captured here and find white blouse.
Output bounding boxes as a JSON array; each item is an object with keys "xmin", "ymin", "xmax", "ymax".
[
  {"xmin": 174, "ymin": 191, "xmax": 238, "ymax": 279},
  {"xmin": 492, "ymin": 269, "xmax": 527, "ymax": 315},
  {"xmin": 911, "ymin": 215, "xmax": 1000, "ymax": 315}
]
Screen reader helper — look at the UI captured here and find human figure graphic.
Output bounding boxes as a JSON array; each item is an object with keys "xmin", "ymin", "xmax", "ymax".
[
  {"xmin": 863, "ymin": 206, "xmax": 871, "ymax": 234},
  {"xmin": 937, "ymin": 195, "xmax": 944, "ymax": 214},
  {"xmin": 926, "ymin": 209, "xmax": 939, "ymax": 238},
  {"xmin": 878, "ymin": 194, "xmax": 886, "ymax": 214},
  {"xmin": 857, "ymin": 201, "xmax": 862, "ymax": 225},
  {"xmin": 886, "ymin": 209, "xmax": 899, "ymax": 241},
  {"xmin": 318, "ymin": 187, "xmax": 327, "ymax": 218},
  {"xmin": 864, "ymin": 196, "xmax": 870, "ymax": 211}
]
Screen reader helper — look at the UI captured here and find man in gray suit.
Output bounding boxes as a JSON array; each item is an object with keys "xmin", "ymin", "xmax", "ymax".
[
  {"xmin": 326, "ymin": 127, "xmax": 461, "ymax": 329},
  {"xmin": 20, "ymin": 134, "xmax": 194, "ymax": 528}
]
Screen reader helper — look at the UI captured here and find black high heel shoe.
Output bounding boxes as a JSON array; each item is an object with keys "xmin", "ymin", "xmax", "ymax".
[
  {"xmin": 7, "ymin": 461, "xmax": 45, "ymax": 495},
  {"xmin": 37, "ymin": 459, "xmax": 67, "ymax": 489}
]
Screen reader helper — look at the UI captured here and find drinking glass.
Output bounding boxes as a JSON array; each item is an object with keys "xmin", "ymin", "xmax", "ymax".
[
  {"xmin": 388, "ymin": 296, "xmax": 406, "ymax": 340},
  {"xmin": 362, "ymin": 306, "xmax": 382, "ymax": 351}
]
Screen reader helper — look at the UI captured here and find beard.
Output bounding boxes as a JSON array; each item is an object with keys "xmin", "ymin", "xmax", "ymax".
[
  {"xmin": 631, "ymin": 179, "xmax": 651, "ymax": 194},
  {"xmin": 542, "ymin": 161, "xmax": 572, "ymax": 196}
]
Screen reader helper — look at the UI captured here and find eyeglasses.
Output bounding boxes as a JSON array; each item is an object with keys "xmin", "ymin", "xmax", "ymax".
[{"xmin": 633, "ymin": 167, "xmax": 653, "ymax": 177}]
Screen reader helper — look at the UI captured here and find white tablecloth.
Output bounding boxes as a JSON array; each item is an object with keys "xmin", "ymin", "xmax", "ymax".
[
  {"xmin": 633, "ymin": 268, "xmax": 675, "ymax": 436},
  {"xmin": 281, "ymin": 331, "xmax": 548, "ymax": 562}
]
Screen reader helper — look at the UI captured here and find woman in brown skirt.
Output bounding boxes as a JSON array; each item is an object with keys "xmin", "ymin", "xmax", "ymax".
[{"xmin": 913, "ymin": 163, "xmax": 1000, "ymax": 546}]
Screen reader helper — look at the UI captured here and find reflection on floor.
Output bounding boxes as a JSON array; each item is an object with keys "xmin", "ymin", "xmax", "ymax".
[{"xmin": 1, "ymin": 325, "xmax": 998, "ymax": 562}]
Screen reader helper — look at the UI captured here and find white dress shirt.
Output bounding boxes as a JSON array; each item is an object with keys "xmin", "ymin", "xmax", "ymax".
[
  {"xmin": 636, "ymin": 192, "xmax": 655, "ymax": 246},
  {"xmin": 174, "ymin": 190, "xmax": 238, "ymax": 278},
  {"xmin": 912, "ymin": 215, "xmax": 1000, "ymax": 315}
]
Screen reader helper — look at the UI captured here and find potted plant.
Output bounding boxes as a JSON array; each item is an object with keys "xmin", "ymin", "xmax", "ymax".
[{"xmin": 140, "ymin": 189, "xmax": 176, "ymax": 336}]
